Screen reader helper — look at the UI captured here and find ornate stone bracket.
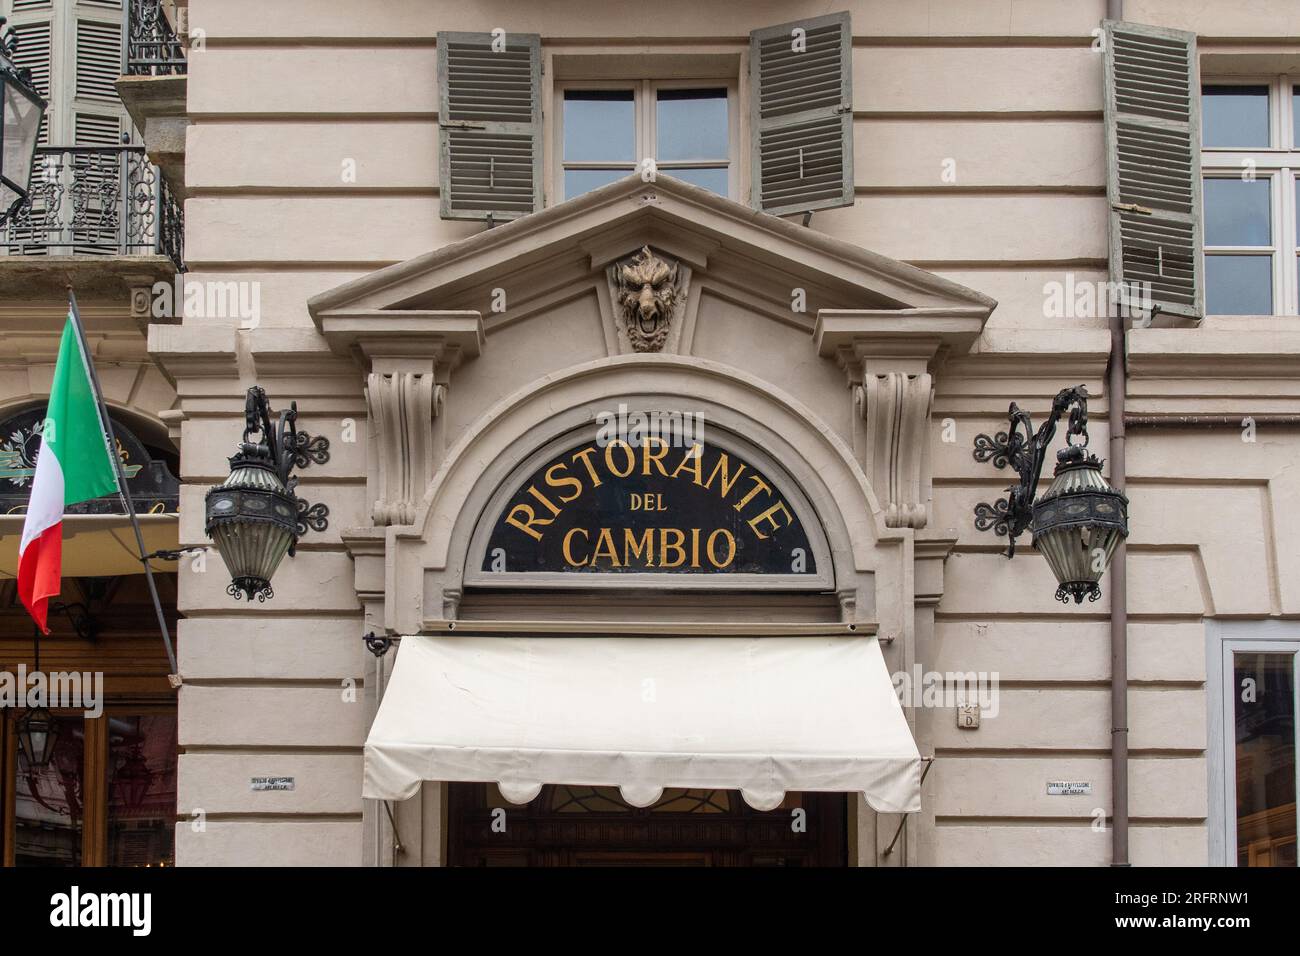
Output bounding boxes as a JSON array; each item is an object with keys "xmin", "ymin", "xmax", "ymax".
[
  {"xmin": 814, "ymin": 308, "xmax": 988, "ymax": 531},
  {"xmin": 368, "ymin": 371, "xmax": 446, "ymax": 525},
  {"xmin": 855, "ymin": 370, "xmax": 933, "ymax": 528},
  {"xmin": 311, "ymin": 310, "xmax": 484, "ymax": 527}
]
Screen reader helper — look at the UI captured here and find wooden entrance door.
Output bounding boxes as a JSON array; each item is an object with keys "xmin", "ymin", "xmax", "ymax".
[{"xmin": 446, "ymin": 783, "xmax": 847, "ymax": 866}]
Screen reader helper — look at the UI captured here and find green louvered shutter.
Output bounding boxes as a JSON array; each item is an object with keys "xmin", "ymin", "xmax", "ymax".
[
  {"xmin": 437, "ymin": 31, "xmax": 542, "ymax": 222},
  {"xmin": 1103, "ymin": 20, "xmax": 1203, "ymax": 319},
  {"xmin": 749, "ymin": 11, "xmax": 853, "ymax": 217}
]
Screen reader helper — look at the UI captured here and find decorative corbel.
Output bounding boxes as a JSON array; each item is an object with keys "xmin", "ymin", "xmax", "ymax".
[
  {"xmin": 312, "ymin": 311, "xmax": 484, "ymax": 527},
  {"xmin": 368, "ymin": 371, "xmax": 445, "ymax": 525},
  {"xmin": 854, "ymin": 370, "xmax": 933, "ymax": 528},
  {"xmin": 814, "ymin": 308, "xmax": 990, "ymax": 531}
]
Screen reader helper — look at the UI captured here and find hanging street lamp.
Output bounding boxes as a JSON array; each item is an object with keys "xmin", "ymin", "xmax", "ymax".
[
  {"xmin": 204, "ymin": 386, "xmax": 330, "ymax": 602},
  {"xmin": 972, "ymin": 385, "xmax": 1129, "ymax": 603},
  {"xmin": 16, "ymin": 625, "xmax": 57, "ymax": 767},
  {"xmin": 0, "ymin": 18, "xmax": 48, "ymax": 223},
  {"xmin": 16, "ymin": 705, "xmax": 57, "ymax": 768}
]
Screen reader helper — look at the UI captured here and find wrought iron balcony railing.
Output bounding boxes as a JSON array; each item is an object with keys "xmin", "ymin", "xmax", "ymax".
[
  {"xmin": 126, "ymin": 0, "xmax": 187, "ymax": 76},
  {"xmin": 3, "ymin": 146, "xmax": 184, "ymax": 269}
]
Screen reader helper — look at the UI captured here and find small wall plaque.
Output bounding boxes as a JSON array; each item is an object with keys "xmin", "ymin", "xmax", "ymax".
[
  {"xmin": 250, "ymin": 776, "xmax": 295, "ymax": 792},
  {"xmin": 1046, "ymin": 781, "xmax": 1091, "ymax": 796}
]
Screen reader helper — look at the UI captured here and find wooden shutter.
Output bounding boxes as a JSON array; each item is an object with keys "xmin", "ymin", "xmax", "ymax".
[
  {"xmin": 7, "ymin": 16, "xmax": 52, "ymax": 144},
  {"xmin": 749, "ymin": 11, "xmax": 853, "ymax": 217},
  {"xmin": 74, "ymin": 17, "xmax": 120, "ymax": 101},
  {"xmin": 437, "ymin": 31, "xmax": 542, "ymax": 222},
  {"xmin": 1103, "ymin": 20, "xmax": 1203, "ymax": 320}
]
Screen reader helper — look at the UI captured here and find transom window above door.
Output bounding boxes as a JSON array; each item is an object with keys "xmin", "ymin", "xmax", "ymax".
[
  {"xmin": 1200, "ymin": 78, "xmax": 1300, "ymax": 315},
  {"xmin": 557, "ymin": 82, "xmax": 734, "ymax": 201}
]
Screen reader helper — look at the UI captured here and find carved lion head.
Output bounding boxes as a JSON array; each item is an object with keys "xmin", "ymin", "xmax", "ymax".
[{"xmin": 617, "ymin": 246, "xmax": 679, "ymax": 352}]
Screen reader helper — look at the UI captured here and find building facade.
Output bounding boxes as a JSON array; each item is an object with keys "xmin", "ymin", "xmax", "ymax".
[{"xmin": 3, "ymin": 0, "xmax": 1299, "ymax": 868}]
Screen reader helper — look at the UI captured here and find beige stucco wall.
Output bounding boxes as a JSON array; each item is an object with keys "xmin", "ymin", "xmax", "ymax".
[{"xmin": 160, "ymin": 0, "xmax": 1300, "ymax": 866}]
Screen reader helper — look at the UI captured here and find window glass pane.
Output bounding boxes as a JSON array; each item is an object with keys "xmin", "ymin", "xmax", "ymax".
[
  {"xmin": 563, "ymin": 167, "xmax": 633, "ymax": 200},
  {"xmin": 1294, "ymin": 87, "xmax": 1300, "ymax": 148},
  {"xmin": 108, "ymin": 714, "xmax": 177, "ymax": 867},
  {"xmin": 563, "ymin": 90, "xmax": 635, "ymax": 162},
  {"xmin": 656, "ymin": 88, "xmax": 728, "ymax": 161},
  {"xmin": 1202, "ymin": 85, "xmax": 1270, "ymax": 147},
  {"xmin": 13, "ymin": 715, "xmax": 84, "ymax": 866},
  {"xmin": 1204, "ymin": 178, "xmax": 1271, "ymax": 246},
  {"xmin": 662, "ymin": 166, "xmax": 729, "ymax": 196},
  {"xmin": 1233, "ymin": 653, "xmax": 1296, "ymax": 867},
  {"xmin": 1206, "ymin": 255, "xmax": 1273, "ymax": 314}
]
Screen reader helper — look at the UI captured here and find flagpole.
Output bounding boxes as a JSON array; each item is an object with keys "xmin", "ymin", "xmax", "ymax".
[{"xmin": 66, "ymin": 287, "xmax": 181, "ymax": 687}]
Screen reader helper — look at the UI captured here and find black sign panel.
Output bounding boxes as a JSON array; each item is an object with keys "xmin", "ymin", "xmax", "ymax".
[
  {"xmin": 0, "ymin": 406, "xmax": 179, "ymax": 516},
  {"xmin": 482, "ymin": 437, "xmax": 816, "ymax": 575}
]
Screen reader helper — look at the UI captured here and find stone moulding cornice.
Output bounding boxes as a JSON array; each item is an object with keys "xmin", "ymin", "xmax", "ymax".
[
  {"xmin": 311, "ymin": 309, "xmax": 484, "ymax": 371},
  {"xmin": 1127, "ymin": 327, "xmax": 1300, "ymax": 379},
  {"xmin": 146, "ymin": 323, "xmax": 239, "ymax": 385},
  {"xmin": 913, "ymin": 532, "xmax": 959, "ymax": 609},
  {"xmin": 814, "ymin": 308, "xmax": 991, "ymax": 379}
]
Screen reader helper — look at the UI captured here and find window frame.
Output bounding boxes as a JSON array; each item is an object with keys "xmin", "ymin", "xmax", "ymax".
[
  {"xmin": 1201, "ymin": 76, "xmax": 1300, "ymax": 315},
  {"xmin": 1207, "ymin": 620, "xmax": 1300, "ymax": 867},
  {"xmin": 552, "ymin": 77, "xmax": 738, "ymax": 203}
]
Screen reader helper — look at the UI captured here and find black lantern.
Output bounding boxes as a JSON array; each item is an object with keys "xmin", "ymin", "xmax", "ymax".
[
  {"xmin": 113, "ymin": 722, "xmax": 154, "ymax": 811},
  {"xmin": 204, "ymin": 387, "xmax": 329, "ymax": 602},
  {"xmin": 0, "ymin": 19, "xmax": 47, "ymax": 222},
  {"xmin": 16, "ymin": 707, "xmax": 57, "ymax": 768},
  {"xmin": 973, "ymin": 386, "xmax": 1129, "ymax": 603}
]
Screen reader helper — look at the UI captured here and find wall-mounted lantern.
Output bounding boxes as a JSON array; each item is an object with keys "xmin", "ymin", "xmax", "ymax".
[
  {"xmin": 972, "ymin": 385, "xmax": 1128, "ymax": 603},
  {"xmin": 204, "ymin": 387, "xmax": 330, "ymax": 602},
  {"xmin": 0, "ymin": 19, "xmax": 48, "ymax": 222}
]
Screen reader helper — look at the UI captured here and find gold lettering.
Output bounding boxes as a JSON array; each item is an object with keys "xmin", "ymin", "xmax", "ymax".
[
  {"xmin": 623, "ymin": 528, "xmax": 655, "ymax": 567},
  {"xmin": 670, "ymin": 443, "xmax": 704, "ymax": 484},
  {"xmin": 569, "ymin": 446, "xmax": 603, "ymax": 487},
  {"xmin": 659, "ymin": 528, "xmax": 686, "ymax": 568},
  {"xmin": 689, "ymin": 527, "xmax": 701, "ymax": 568},
  {"xmin": 706, "ymin": 529, "xmax": 736, "ymax": 568},
  {"xmin": 504, "ymin": 503, "xmax": 550, "ymax": 541},
  {"xmin": 702, "ymin": 453, "xmax": 746, "ymax": 498},
  {"xmin": 562, "ymin": 528, "xmax": 590, "ymax": 565},
  {"xmin": 526, "ymin": 484, "xmax": 562, "ymax": 517},
  {"xmin": 591, "ymin": 527, "xmax": 621, "ymax": 566},
  {"xmin": 733, "ymin": 475, "xmax": 772, "ymax": 512},
  {"xmin": 604, "ymin": 440, "xmax": 635, "ymax": 478},
  {"xmin": 545, "ymin": 462, "xmax": 583, "ymax": 503},
  {"xmin": 642, "ymin": 436, "xmax": 670, "ymax": 476},
  {"xmin": 747, "ymin": 501, "xmax": 793, "ymax": 540}
]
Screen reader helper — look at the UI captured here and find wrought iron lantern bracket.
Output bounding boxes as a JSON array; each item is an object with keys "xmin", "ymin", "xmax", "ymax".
[
  {"xmin": 205, "ymin": 387, "xmax": 332, "ymax": 602},
  {"xmin": 972, "ymin": 385, "xmax": 1091, "ymax": 557}
]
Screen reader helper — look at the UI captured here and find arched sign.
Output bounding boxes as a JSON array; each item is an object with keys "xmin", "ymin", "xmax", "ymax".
[
  {"xmin": 466, "ymin": 421, "xmax": 833, "ymax": 590},
  {"xmin": 0, "ymin": 406, "xmax": 179, "ymax": 516}
]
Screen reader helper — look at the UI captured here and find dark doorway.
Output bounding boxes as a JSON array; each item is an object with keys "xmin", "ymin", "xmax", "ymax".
[{"xmin": 447, "ymin": 783, "xmax": 847, "ymax": 866}]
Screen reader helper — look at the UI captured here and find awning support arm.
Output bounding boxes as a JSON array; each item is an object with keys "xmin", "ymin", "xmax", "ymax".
[{"xmin": 882, "ymin": 756, "xmax": 935, "ymax": 858}]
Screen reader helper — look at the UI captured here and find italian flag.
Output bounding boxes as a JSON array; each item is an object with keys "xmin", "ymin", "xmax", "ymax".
[{"xmin": 18, "ymin": 312, "xmax": 120, "ymax": 633}]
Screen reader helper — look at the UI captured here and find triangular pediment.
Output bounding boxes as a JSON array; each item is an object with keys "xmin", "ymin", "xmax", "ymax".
[{"xmin": 308, "ymin": 175, "xmax": 995, "ymax": 345}]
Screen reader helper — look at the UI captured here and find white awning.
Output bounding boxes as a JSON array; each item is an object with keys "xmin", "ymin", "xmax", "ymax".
[{"xmin": 363, "ymin": 634, "xmax": 922, "ymax": 813}]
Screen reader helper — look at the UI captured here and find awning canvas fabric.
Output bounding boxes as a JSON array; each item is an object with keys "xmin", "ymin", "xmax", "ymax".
[{"xmin": 363, "ymin": 634, "xmax": 922, "ymax": 813}]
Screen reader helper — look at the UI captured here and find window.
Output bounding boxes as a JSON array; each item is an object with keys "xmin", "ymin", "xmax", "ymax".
[
  {"xmin": 1201, "ymin": 79, "xmax": 1300, "ymax": 314},
  {"xmin": 556, "ymin": 81, "xmax": 734, "ymax": 202},
  {"xmin": 2, "ymin": 707, "xmax": 177, "ymax": 867},
  {"xmin": 1209, "ymin": 622, "xmax": 1299, "ymax": 867}
]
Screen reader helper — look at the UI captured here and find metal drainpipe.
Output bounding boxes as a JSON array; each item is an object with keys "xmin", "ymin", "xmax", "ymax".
[
  {"xmin": 1108, "ymin": 309, "xmax": 1129, "ymax": 868},
  {"xmin": 1105, "ymin": 0, "xmax": 1129, "ymax": 871}
]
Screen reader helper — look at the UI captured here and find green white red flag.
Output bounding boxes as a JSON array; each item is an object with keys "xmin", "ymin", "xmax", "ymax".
[{"xmin": 18, "ymin": 311, "xmax": 120, "ymax": 633}]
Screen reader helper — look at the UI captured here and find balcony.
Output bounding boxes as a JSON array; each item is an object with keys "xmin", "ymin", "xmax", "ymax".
[
  {"xmin": 3, "ymin": 146, "xmax": 183, "ymax": 270},
  {"xmin": 126, "ymin": 0, "xmax": 187, "ymax": 77}
]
